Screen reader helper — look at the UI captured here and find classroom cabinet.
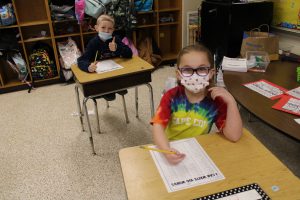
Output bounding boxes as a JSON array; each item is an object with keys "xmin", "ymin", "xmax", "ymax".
[
  {"xmin": 0, "ymin": 0, "xmax": 182, "ymax": 94},
  {"xmin": 133, "ymin": 0, "xmax": 182, "ymax": 62}
]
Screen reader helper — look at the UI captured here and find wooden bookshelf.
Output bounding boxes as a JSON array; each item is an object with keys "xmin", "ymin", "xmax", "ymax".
[
  {"xmin": 0, "ymin": 0, "xmax": 98, "ymax": 93},
  {"xmin": 0, "ymin": 0, "xmax": 182, "ymax": 93},
  {"xmin": 133, "ymin": 0, "xmax": 182, "ymax": 63}
]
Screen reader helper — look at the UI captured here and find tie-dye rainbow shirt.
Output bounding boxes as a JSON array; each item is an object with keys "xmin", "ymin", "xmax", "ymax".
[{"xmin": 151, "ymin": 86, "xmax": 227, "ymax": 140}]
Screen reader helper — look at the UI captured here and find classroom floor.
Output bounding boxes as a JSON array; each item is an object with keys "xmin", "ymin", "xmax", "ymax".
[{"xmin": 0, "ymin": 66, "xmax": 299, "ymax": 200}]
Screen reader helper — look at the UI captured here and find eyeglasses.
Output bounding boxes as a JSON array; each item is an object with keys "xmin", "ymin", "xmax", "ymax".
[{"xmin": 179, "ymin": 66, "xmax": 211, "ymax": 77}]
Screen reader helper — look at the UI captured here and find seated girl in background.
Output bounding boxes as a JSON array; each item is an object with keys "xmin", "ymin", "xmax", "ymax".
[{"xmin": 151, "ymin": 44, "xmax": 243, "ymax": 165}]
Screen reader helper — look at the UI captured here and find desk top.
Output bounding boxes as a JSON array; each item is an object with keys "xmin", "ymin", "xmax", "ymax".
[
  {"xmin": 71, "ymin": 56, "xmax": 154, "ymax": 84},
  {"xmin": 223, "ymin": 61, "xmax": 300, "ymax": 140},
  {"xmin": 119, "ymin": 129, "xmax": 300, "ymax": 200}
]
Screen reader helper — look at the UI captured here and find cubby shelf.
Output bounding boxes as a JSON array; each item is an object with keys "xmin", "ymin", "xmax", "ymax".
[
  {"xmin": 0, "ymin": 25, "xmax": 19, "ymax": 29},
  {"xmin": 137, "ymin": 24, "xmax": 157, "ymax": 28},
  {"xmin": 0, "ymin": 0, "xmax": 93, "ymax": 93},
  {"xmin": 19, "ymin": 20, "xmax": 49, "ymax": 27},
  {"xmin": 159, "ymin": 22, "xmax": 179, "ymax": 26},
  {"xmin": 54, "ymin": 33, "xmax": 81, "ymax": 39},
  {"xmin": 0, "ymin": 0, "xmax": 182, "ymax": 93},
  {"xmin": 133, "ymin": 0, "xmax": 182, "ymax": 63},
  {"xmin": 23, "ymin": 37, "xmax": 52, "ymax": 43}
]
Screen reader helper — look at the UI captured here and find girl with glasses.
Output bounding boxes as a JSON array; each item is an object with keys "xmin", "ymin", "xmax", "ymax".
[{"xmin": 151, "ymin": 44, "xmax": 243, "ymax": 165}]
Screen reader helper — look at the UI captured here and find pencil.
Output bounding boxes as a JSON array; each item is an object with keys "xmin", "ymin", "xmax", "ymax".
[
  {"xmin": 94, "ymin": 51, "xmax": 98, "ymax": 62},
  {"xmin": 139, "ymin": 146, "xmax": 176, "ymax": 154}
]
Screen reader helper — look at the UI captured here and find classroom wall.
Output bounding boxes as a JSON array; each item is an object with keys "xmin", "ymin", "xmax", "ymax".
[
  {"xmin": 182, "ymin": 0, "xmax": 300, "ymax": 55},
  {"xmin": 271, "ymin": 0, "xmax": 300, "ymax": 55},
  {"xmin": 182, "ymin": 0, "xmax": 203, "ymax": 47},
  {"xmin": 274, "ymin": 30, "xmax": 300, "ymax": 55}
]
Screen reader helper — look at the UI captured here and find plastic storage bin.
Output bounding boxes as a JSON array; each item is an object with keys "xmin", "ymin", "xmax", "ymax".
[{"xmin": 246, "ymin": 51, "xmax": 270, "ymax": 72}]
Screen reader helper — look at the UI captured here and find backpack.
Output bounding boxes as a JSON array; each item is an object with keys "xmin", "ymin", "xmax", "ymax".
[
  {"xmin": 0, "ymin": 51, "xmax": 28, "ymax": 82},
  {"xmin": 137, "ymin": 35, "xmax": 162, "ymax": 68},
  {"xmin": 134, "ymin": 0, "xmax": 153, "ymax": 12},
  {"xmin": 0, "ymin": 2, "xmax": 16, "ymax": 26},
  {"xmin": 57, "ymin": 37, "xmax": 81, "ymax": 82},
  {"xmin": 29, "ymin": 42, "xmax": 57, "ymax": 80},
  {"xmin": 106, "ymin": 0, "xmax": 137, "ymax": 37}
]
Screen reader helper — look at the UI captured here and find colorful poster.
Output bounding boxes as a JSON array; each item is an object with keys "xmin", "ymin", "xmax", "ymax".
[{"xmin": 272, "ymin": 0, "xmax": 300, "ymax": 29}]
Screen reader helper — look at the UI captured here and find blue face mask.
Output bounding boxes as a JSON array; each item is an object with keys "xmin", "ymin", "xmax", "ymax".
[{"xmin": 98, "ymin": 32, "xmax": 112, "ymax": 41}]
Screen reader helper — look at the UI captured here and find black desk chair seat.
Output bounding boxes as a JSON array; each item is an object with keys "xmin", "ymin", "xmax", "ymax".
[{"xmin": 92, "ymin": 89, "xmax": 129, "ymax": 133}]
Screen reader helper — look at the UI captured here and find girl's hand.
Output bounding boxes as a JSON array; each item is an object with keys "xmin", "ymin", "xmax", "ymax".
[
  {"xmin": 88, "ymin": 61, "xmax": 97, "ymax": 72},
  {"xmin": 164, "ymin": 148, "xmax": 186, "ymax": 165},
  {"xmin": 208, "ymin": 87, "xmax": 235, "ymax": 105},
  {"xmin": 109, "ymin": 37, "xmax": 117, "ymax": 52}
]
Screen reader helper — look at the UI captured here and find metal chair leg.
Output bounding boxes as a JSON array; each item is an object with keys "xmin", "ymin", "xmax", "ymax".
[
  {"xmin": 92, "ymin": 99, "xmax": 101, "ymax": 134},
  {"xmin": 83, "ymin": 97, "xmax": 96, "ymax": 155},
  {"xmin": 121, "ymin": 95, "xmax": 129, "ymax": 123},
  {"xmin": 135, "ymin": 87, "xmax": 139, "ymax": 118},
  {"xmin": 75, "ymin": 85, "xmax": 84, "ymax": 131},
  {"xmin": 106, "ymin": 100, "xmax": 109, "ymax": 108}
]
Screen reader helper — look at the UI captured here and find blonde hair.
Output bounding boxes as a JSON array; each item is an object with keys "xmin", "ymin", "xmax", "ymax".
[{"xmin": 97, "ymin": 14, "xmax": 115, "ymax": 26}]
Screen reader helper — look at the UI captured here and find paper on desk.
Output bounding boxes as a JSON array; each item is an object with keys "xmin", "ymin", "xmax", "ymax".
[
  {"xmin": 222, "ymin": 56, "xmax": 247, "ymax": 72},
  {"xmin": 243, "ymin": 79, "xmax": 286, "ymax": 99},
  {"xmin": 96, "ymin": 59, "xmax": 123, "ymax": 74},
  {"xmin": 286, "ymin": 86, "xmax": 300, "ymax": 99},
  {"xmin": 294, "ymin": 119, "xmax": 300, "ymax": 124},
  {"xmin": 149, "ymin": 138, "xmax": 225, "ymax": 193}
]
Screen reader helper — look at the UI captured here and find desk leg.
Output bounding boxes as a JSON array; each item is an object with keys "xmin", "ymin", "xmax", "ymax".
[
  {"xmin": 146, "ymin": 83, "xmax": 154, "ymax": 117},
  {"xmin": 75, "ymin": 85, "xmax": 84, "ymax": 131},
  {"xmin": 135, "ymin": 87, "xmax": 139, "ymax": 118},
  {"xmin": 83, "ymin": 97, "xmax": 96, "ymax": 155}
]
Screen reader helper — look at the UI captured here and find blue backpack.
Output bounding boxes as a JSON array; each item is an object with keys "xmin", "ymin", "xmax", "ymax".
[
  {"xmin": 0, "ymin": 3, "xmax": 16, "ymax": 26},
  {"xmin": 134, "ymin": 0, "xmax": 153, "ymax": 12}
]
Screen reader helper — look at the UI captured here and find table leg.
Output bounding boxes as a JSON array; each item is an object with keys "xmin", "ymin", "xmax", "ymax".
[
  {"xmin": 146, "ymin": 83, "xmax": 154, "ymax": 117},
  {"xmin": 135, "ymin": 87, "xmax": 139, "ymax": 118},
  {"xmin": 83, "ymin": 97, "xmax": 96, "ymax": 155},
  {"xmin": 75, "ymin": 85, "xmax": 84, "ymax": 131}
]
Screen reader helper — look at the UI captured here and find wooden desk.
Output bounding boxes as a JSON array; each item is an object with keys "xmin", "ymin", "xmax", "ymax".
[
  {"xmin": 119, "ymin": 129, "xmax": 300, "ymax": 200},
  {"xmin": 72, "ymin": 56, "xmax": 154, "ymax": 154},
  {"xmin": 223, "ymin": 61, "xmax": 300, "ymax": 140}
]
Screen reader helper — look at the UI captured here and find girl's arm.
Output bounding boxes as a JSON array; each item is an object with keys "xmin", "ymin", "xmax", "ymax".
[
  {"xmin": 209, "ymin": 87, "xmax": 243, "ymax": 142},
  {"xmin": 153, "ymin": 123, "xmax": 170, "ymax": 150},
  {"xmin": 153, "ymin": 123, "xmax": 185, "ymax": 164},
  {"xmin": 222, "ymin": 98, "xmax": 243, "ymax": 142}
]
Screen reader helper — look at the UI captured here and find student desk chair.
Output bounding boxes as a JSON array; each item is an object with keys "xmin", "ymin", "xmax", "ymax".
[{"xmin": 92, "ymin": 89, "xmax": 129, "ymax": 134}]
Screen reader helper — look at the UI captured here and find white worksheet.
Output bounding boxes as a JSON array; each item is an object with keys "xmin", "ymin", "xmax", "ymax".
[
  {"xmin": 272, "ymin": 95, "xmax": 300, "ymax": 116},
  {"xmin": 149, "ymin": 138, "xmax": 225, "ymax": 192},
  {"xmin": 96, "ymin": 59, "xmax": 123, "ymax": 74},
  {"xmin": 243, "ymin": 79, "xmax": 286, "ymax": 99},
  {"xmin": 286, "ymin": 86, "xmax": 300, "ymax": 99},
  {"xmin": 222, "ymin": 56, "xmax": 247, "ymax": 72}
]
